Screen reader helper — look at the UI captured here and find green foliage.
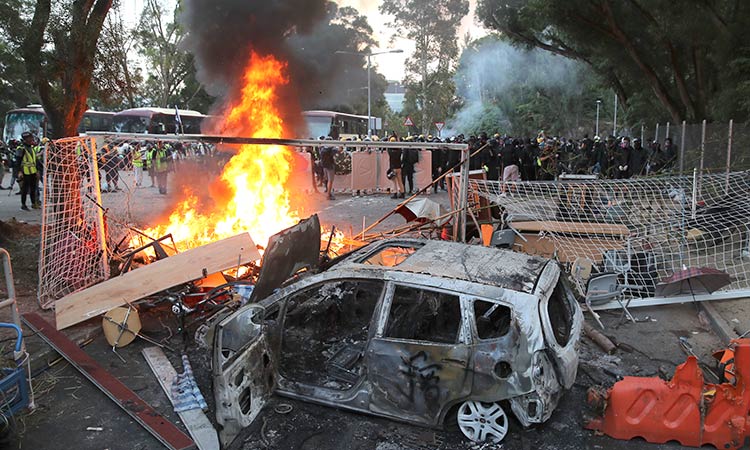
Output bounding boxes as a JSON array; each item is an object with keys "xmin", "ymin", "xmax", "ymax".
[
  {"xmin": 380, "ymin": 0, "xmax": 469, "ymax": 134},
  {"xmin": 0, "ymin": 0, "xmax": 38, "ymax": 131},
  {"xmin": 477, "ymin": 0, "xmax": 750, "ymax": 124},
  {"xmin": 136, "ymin": 0, "xmax": 201, "ymax": 109}
]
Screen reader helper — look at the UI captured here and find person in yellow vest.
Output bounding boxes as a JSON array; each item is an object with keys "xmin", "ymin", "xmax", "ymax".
[
  {"xmin": 152, "ymin": 141, "xmax": 169, "ymax": 195},
  {"xmin": 14, "ymin": 131, "xmax": 40, "ymax": 210},
  {"xmin": 132, "ymin": 142, "xmax": 144, "ymax": 187}
]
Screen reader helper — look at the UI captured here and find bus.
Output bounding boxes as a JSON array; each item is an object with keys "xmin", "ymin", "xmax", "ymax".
[
  {"xmin": 2, "ymin": 105, "xmax": 114, "ymax": 143},
  {"xmin": 111, "ymin": 107, "xmax": 206, "ymax": 135},
  {"xmin": 302, "ymin": 110, "xmax": 382, "ymax": 139}
]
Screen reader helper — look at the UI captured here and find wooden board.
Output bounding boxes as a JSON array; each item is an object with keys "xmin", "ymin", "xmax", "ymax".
[
  {"xmin": 510, "ymin": 220, "xmax": 630, "ymax": 236},
  {"xmin": 22, "ymin": 313, "xmax": 196, "ymax": 450},
  {"xmin": 142, "ymin": 347, "xmax": 220, "ymax": 450},
  {"xmin": 55, "ymin": 233, "xmax": 259, "ymax": 330}
]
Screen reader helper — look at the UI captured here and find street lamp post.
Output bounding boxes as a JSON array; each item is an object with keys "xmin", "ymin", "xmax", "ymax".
[
  {"xmin": 336, "ymin": 49, "xmax": 403, "ymax": 138},
  {"xmin": 595, "ymin": 99, "xmax": 602, "ymax": 137}
]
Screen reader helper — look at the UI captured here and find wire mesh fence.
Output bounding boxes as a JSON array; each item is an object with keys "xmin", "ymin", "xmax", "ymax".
[{"xmin": 469, "ymin": 171, "xmax": 750, "ymax": 300}]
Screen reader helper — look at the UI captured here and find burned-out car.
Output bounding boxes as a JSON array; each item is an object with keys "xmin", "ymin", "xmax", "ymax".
[{"xmin": 212, "ymin": 233, "xmax": 582, "ymax": 446}]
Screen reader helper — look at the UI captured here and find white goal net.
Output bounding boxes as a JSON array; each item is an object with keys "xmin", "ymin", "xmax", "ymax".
[
  {"xmin": 469, "ymin": 172, "xmax": 750, "ymax": 300},
  {"xmin": 38, "ymin": 137, "xmax": 109, "ymax": 309}
]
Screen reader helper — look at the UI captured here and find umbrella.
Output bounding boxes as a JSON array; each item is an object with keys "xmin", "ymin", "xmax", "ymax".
[
  {"xmin": 654, "ymin": 267, "xmax": 731, "ymax": 297},
  {"xmin": 395, "ymin": 198, "xmax": 443, "ymax": 223}
]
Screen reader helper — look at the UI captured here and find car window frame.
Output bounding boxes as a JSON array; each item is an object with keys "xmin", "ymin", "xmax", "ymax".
[
  {"xmin": 375, "ymin": 281, "xmax": 471, "ymax": 345},
  {"xmin": 464, "ymin": 296, "xmax": 516, "ymax": 344}
]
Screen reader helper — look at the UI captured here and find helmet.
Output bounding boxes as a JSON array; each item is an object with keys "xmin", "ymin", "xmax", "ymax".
[
  {"xmin": 21, "ymin": 131, "xmax": 33, "ymax": 140},
  {"xmin": 41, "ymin": 137, "xmax": 50, "ymax": 144},
  {"xmin": 388, "ymin": 137, "xmax": 397, "ymax": 142}
]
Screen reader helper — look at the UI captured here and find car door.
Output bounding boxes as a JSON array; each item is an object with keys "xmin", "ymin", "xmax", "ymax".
[
  {"xmin": 213, "ymin": 304, "xmax": 276, "ymax": 447},
  {"xmin": 366, "ymin": 282, "xmax": 472, "ymax": 425}
]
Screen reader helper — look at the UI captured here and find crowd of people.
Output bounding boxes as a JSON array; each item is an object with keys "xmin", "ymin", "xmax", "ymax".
[
  {"xmin": 1, "ymin": 129, "xmax": 680, "ymax": 209},
  {"xmin": 309, "ymin": 131, "xmax": 680, "ymax": 200}
]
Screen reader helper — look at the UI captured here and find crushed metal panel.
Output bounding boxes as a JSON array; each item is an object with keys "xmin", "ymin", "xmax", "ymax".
[
  {"xmin": 250, "ymin": 214, "xmax": 321, "ymax": 303},
  {"xmin": 213, "ymin": 305, "xmax": 274, "ymax": 447},
  {"xmin": 585, "ymin": 338, "xmax": 750, "ymax": 449}
]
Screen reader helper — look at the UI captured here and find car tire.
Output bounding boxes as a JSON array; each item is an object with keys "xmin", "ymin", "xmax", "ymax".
[{"xmin": 456, "ymin": 400, "xmax": 510, "ymax": 443}]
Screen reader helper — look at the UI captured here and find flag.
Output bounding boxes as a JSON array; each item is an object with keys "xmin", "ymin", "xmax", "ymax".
[{"xmin": 174, "ymin": 105, "xmax": 183, "ymax": 134}]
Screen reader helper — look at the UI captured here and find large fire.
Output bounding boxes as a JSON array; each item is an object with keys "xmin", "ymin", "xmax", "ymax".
[{"xmin": 138, "ymin": 52, "xmax": 300, "ymax": 250}]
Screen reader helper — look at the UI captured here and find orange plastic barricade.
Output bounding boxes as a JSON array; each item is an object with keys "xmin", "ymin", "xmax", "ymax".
[{"xmin": 585, "ymin": 339, "xmax": 750, "ymax": 449}]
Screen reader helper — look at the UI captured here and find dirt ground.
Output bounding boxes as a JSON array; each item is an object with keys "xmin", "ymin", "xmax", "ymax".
[{"xmin": 0, "ymin": 178, "xmax": 739, "ymax": 450}]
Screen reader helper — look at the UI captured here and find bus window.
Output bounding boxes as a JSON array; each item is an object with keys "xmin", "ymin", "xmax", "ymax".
[
  {"xmin": 3, "ymin": 111, "xmax": 46, "ymax": 142},
  {"xmin": 304, "ymin": 115, "xmax": 333, "ymax": 139},
  {"xmin": 112, "ymin": 116, "xmax": 149, "ymax": 133}
]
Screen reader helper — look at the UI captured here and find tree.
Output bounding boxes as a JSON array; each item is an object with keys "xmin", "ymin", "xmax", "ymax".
[
  {"xmin": 477, "ymin": 0, "xmax": 750, "ymax": 123},
  {"xmin": 136, "ymin": 0, "xmax": 192, "ymax": 108},
  {"xmin": 0, "ymin": 0, "xmax": 38, "ymax": 130},
  {"xmin": 380, "ymin": 0, "xmax": 469, "ymax": 134},
  {"xmin": 90, "ymin": 5, "xmax": 144, "ymax": 110},
  {"xmin": 22, "ymin": 0, "xmax": 112, "ymax": 138}
]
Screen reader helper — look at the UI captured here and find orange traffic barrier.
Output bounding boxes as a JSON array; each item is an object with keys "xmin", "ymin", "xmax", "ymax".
[{"xmin": 585, "ymin": 338, "xmax": 750, "ymax": 449}]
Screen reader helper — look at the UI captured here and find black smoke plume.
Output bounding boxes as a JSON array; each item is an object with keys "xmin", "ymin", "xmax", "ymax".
[{"xmin": 180, "ymin": 0, "xmax": 374, "ymax": 133}]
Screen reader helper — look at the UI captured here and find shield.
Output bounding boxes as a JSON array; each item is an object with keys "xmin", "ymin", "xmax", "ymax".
[
  {"xmin": 654, "ymin": 267, "xmax": 731, "ymax": 297},
  {"xmin": 395, "ymin": 198, "xmax": 443, "ymax": 224}
]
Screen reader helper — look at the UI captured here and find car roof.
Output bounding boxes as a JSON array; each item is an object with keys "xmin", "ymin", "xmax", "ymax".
[{"xmin": 334, "ymin": 238, "xmax": 550, "ymax": 294}]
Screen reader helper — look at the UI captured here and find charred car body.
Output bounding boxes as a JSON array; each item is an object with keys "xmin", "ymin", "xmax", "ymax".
[{"xmin": 211, "ymin": 218, "xmax": 582, "ymax": 446}]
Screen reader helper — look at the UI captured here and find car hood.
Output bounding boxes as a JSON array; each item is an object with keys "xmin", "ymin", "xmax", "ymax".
[{"xmin": 249, "ymin": 214, "xmax": 321, "ymax": 303}]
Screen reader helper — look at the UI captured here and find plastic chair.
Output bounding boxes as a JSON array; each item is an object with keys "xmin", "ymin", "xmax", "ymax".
[{"xmin": 585, "ymin": 273, "xmax": 635, "ymax": 328}]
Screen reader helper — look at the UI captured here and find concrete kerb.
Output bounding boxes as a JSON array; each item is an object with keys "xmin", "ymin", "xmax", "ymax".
[{"xmin": 699, "ymin": 301, "xmax": 739, "ymax": 343}]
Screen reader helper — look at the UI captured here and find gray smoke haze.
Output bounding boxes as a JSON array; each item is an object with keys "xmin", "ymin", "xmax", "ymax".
[
  {"xmin": 451, "ymin": 39, "xmax": 585, "ymax": 134},
  {"xmin": 180, "ymin": 0, "xmax": 373, "ymax": 133}
]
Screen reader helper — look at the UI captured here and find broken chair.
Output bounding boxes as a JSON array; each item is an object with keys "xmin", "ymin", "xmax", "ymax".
[{"xmin": 584, "ymin": 273, "xmax": 635, "ymax": 328}]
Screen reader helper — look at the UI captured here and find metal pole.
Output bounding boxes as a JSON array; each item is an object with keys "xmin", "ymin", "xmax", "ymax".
[
  {"xmin": 640, "ymin": 124, "xmax": 644, "ymax": 144},
  {"xmin": 459, "ymin": 147, "xmax": 470, "ymax": 243},
  {"xmin": 679, "ymin": 120, "xmax": 686, "ymax": 176},
  {"xmin": 595, "ymin": 102, "xmax": 600, "ymax": 136},
  {"xmin": 666, "ymin": 122, "xmax": 670, "ymax": 141},
  {"xmin": 726, "ymin": 119, "xmax": 733, "ymax": 195},
  {"xmin": 655, "ymin": 123, "xmax": 660, "ymax": 144},
  {"xmin": 698, "ymin": 119, "xmax": 706, "ymax": 198},
  {"xmin": 367, "ymin": 55, "xmax": 372, "ymax": 138},
  {"xmin": 612, "ymin": 94, "xmax": 617, "ymax": 136},
  {"xmin": 692, "ymin": 168, "xmax": 698, "ymax": 219}
]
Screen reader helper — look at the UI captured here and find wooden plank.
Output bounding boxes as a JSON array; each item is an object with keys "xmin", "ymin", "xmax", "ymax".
[
  {"xmin": 510, "ymin": 220, "xmax": 630, "ymax": 236},
  {"xmin": 142, "ymin": 347, "xmax": 220, "ymax": 450},
  {"xmin": 55, "ymin": 233, "xmax": 259, "ymax": 330},
  {"xmin": 22, "ymin": 313, "xmax": 196, "ymax": 450}
]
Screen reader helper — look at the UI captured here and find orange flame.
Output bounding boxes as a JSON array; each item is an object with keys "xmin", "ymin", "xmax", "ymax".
[{"xmin": 137, "ymin": 52, "xmax": 300, "ymax": 250}]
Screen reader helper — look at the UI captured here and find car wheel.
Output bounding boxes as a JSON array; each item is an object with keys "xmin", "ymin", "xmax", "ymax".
[{"xmin": 456, "ymin": 400, "xmax": 509, "ymax": 443}]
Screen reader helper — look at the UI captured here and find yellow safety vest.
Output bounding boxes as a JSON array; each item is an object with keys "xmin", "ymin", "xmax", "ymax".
[
  {"xmin": 21, "ymin": 146, "xmax": 38, "ymax": 175},
  {"xmin": 154, "ymin": 149, "xmax": 168, "ymax": 172},
  {"xmin": 133, "ymin": 150, "xmax": 143, "ymax": 167}
]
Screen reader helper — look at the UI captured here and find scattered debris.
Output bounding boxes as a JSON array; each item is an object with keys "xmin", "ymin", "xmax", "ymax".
[
  {"xmin": 585, "ymin": 338, "xmax": 750, "ymax": 449},
  {"xmin": 22, "ymin": 314, "xmax": 195, "ymax": 450},
  {"xmin": 142, "ymin": 347, "xmax": 219, "ymax": 450},
  {"xmin": 583, "ymin": 322, "xmax": 617, "ymax": 354},
  {"xmin": 54, "ymin": 232, "xmax": 260, "ymax": 330}
]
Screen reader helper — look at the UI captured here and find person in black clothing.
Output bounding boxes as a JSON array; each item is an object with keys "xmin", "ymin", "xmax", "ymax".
[
  {"xmin": 485, "ymin": 138, "xmax": 501, "ymax": 181},
  {"xmin": 402, "ymin": 144, "xmax": 418, "ymax": 194},
  {"xmin": 430, "ymin": 143, "xmax": 445, "ymax": 193},
  {"xmin": 387, "ymin": 136, "xmax": 405, "ymax": 198},
  {"xmin": 629, "ymin": 138, "xmax": 647, "ymax": 176},
  {"xmin": 615, "ymin": 137, "xmax": 633, "ymax": 179}
]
